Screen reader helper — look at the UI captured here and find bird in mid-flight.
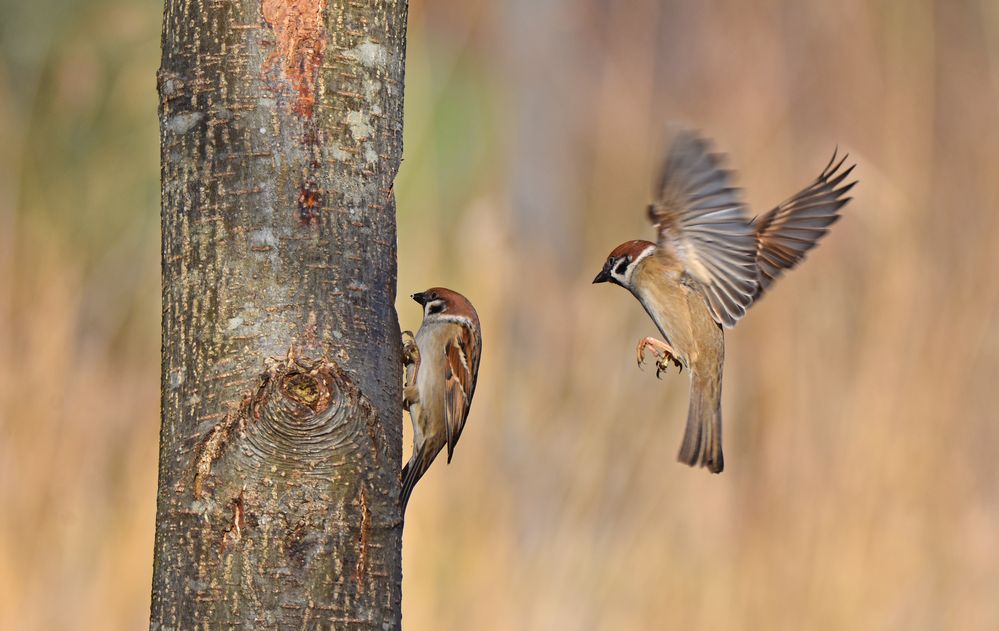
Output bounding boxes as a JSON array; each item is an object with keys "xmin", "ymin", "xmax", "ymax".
[
  {"xmin": 400, "ymin": 287, "xmax": 482, "ymax": 510},
  {"xmin": 593, "ymin": 129, "xmax": 856, "ymax": 473}
]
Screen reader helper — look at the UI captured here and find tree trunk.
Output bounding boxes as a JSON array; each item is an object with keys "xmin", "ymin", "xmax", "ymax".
[{"xmin": 151, "ymin": 0, "xmax": 408, "ymax": 628}]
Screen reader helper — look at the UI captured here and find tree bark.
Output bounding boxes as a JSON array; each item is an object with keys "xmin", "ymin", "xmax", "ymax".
[{"xmin": 151, "ymin": 0, "xmax": 407, "ymax": 628}]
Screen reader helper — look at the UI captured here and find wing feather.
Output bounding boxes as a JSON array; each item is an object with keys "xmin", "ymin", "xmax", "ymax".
[
  {"xmin": 443, "ymin": 322, "xmax": 481, "ymax": 463},
  {"xmin": 751, "ymin": 149, "xmax": 856, "ymax": 300},
  {"xmin": 649, "ymin": 130, "xmax": 758, "ymax": 327}
]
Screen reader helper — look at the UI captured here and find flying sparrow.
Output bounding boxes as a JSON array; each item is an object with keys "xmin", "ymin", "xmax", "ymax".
[
  {"xmin": 400, "ymin": 287, "xmax": 482, "ymax": 510},
  {"xmin": 593, "ymin": 129, "xmax": 856, "ymax": 473}
]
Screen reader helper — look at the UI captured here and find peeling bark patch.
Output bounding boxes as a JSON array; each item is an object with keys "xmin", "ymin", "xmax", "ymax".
[
  {"xmin": 220, "ymin": 492, "xmax": 247, "ymax": 553},
  {"xmin": 194, "ymin": 411, "xmax": 241, "ymax": 499},
  {"xmin": 261, "ymin": 0, "xmax": 328, "ymax": 118},
  {"xmin": 298, "ymin": 186, "xmax": 322, "ymax": 225}
]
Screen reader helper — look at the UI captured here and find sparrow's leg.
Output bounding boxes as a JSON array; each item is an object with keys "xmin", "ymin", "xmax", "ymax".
[
  {"xmin": 636, "ymin": 336, "xmax": 683, "ymax": 378},
  {"xmin": 402, "ymin": 331, "xmax": 421, "ymax": 409}
]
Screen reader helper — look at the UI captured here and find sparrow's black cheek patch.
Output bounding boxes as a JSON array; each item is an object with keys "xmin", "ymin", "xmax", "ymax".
[{"xmin": 615, "ymin": 258, "xmax": 630, "ymax": 275}]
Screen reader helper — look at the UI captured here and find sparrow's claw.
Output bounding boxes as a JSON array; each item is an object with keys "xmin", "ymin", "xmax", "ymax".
[
  {"xmin": 636, "ymin": 336, "xmax": 663, "ymax": 368},
  {"xmin": 654, "ymin": 354, "xmax": 683, "ymax": 378},
  {"xmin": 401, "ymin": 331, "xmax": 421, "ymax": 411},
  {"xmin": 636, "ymin": 336, "xmax": 682, "ymax": 378},
  {"xmin": 402, "ymin": 330, "xmax": 419, "ymax": 366}
]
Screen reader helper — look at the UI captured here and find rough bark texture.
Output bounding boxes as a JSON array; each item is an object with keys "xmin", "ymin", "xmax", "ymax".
[{"xmin": 151, "ymin": 0, "xmax": 407, "ymax": 628}]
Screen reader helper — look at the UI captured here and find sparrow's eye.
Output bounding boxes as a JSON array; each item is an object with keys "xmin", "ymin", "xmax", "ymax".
[{"xmin": 614, "ymin": 258, "xmax": 630, "ymax": 275}]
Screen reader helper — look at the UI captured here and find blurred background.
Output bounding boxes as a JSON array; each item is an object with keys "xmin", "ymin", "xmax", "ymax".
[{"xmin": 2, "ymin": 0, "xmax": 999, "ymax": 628}]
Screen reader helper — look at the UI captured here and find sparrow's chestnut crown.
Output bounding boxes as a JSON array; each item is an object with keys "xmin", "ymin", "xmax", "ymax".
[
  {"xmin": 593, "ymin": 239, "xmax": 656, "ymax": 287},
  {"xmin": 411, "ymin": 287, "xmax": 481, "ymax": 325}
]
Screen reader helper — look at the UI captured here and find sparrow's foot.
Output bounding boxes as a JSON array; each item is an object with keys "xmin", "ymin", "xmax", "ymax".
[
  {"xmin": 636, "ymin": 336, "xmax": 683, "ymax": 379},
  {"xmin": 402, "ymin": 331, "xmax": 420, "ymax": 367},
  {"xmin": 401, "ymin": 331, "xmax": 421, "ymax": 408}
]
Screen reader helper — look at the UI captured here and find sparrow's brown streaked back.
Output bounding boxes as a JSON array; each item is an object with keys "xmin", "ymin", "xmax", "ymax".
[
  {"xmin": 594, "ymin": 129, "xmax": 856, "ymax": 473},
  {"xmin": 401, "ymin": 287, "xmax": 482, "ymax": 511}
]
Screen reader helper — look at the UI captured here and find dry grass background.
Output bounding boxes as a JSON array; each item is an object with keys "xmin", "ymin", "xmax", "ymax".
[{"xmin": 2, "ymin": 0, "xmax": 998, "ymax": 629}]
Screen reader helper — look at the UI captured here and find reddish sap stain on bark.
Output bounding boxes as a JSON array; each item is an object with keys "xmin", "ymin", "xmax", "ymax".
[
  {"xmin": 261, "ymin": 0, "xmax": 328, "ymax": 118},
  {"xmin": 298, "ymin": 186, "xmax": 322, "ymax": 225}
]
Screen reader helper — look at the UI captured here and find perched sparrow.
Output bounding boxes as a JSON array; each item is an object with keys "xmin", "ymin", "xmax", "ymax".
[
  {"xmin": 593, "ymin": 129, "xmax": 856, "ymax": 473},
  {"xmin": 400, "ymin": 287, "xmax": 482, "ymax": 510}
]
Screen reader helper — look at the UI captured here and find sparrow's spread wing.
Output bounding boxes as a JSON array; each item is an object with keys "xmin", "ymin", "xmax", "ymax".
[
  {"xmin": 650, "ymin": 130, "xmax": 759, "ymax": 327},
  {"xmin": 751, "ymin": 150, "xmax": 856, "ymax": 301},
  {"xmin": 442, "ymin": 321, "xmax": 481, "ymax": 463}
]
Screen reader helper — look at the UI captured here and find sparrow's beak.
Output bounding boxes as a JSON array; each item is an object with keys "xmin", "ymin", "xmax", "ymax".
[
  {"xmin": 411, "ymin": 292, "xmax": 427, "ymax": 305},
  {"xmin": 592, "ymin": 269, "xmax": 611, "ymax": 284}
]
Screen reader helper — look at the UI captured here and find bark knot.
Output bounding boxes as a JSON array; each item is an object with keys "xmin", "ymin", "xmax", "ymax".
[{"xmin": 194, "ymin": 352, "xmax": 386, "ymax": 498}]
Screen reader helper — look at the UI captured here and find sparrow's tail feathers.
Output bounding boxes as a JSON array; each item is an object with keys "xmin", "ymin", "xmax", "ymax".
[
  {"xmin": 400, "ymin": 447, "xmax": 436, "ymax": 514},
  {"xmin": 678, "ymin": 370, "xmax": 724, "ymax": 473}
]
